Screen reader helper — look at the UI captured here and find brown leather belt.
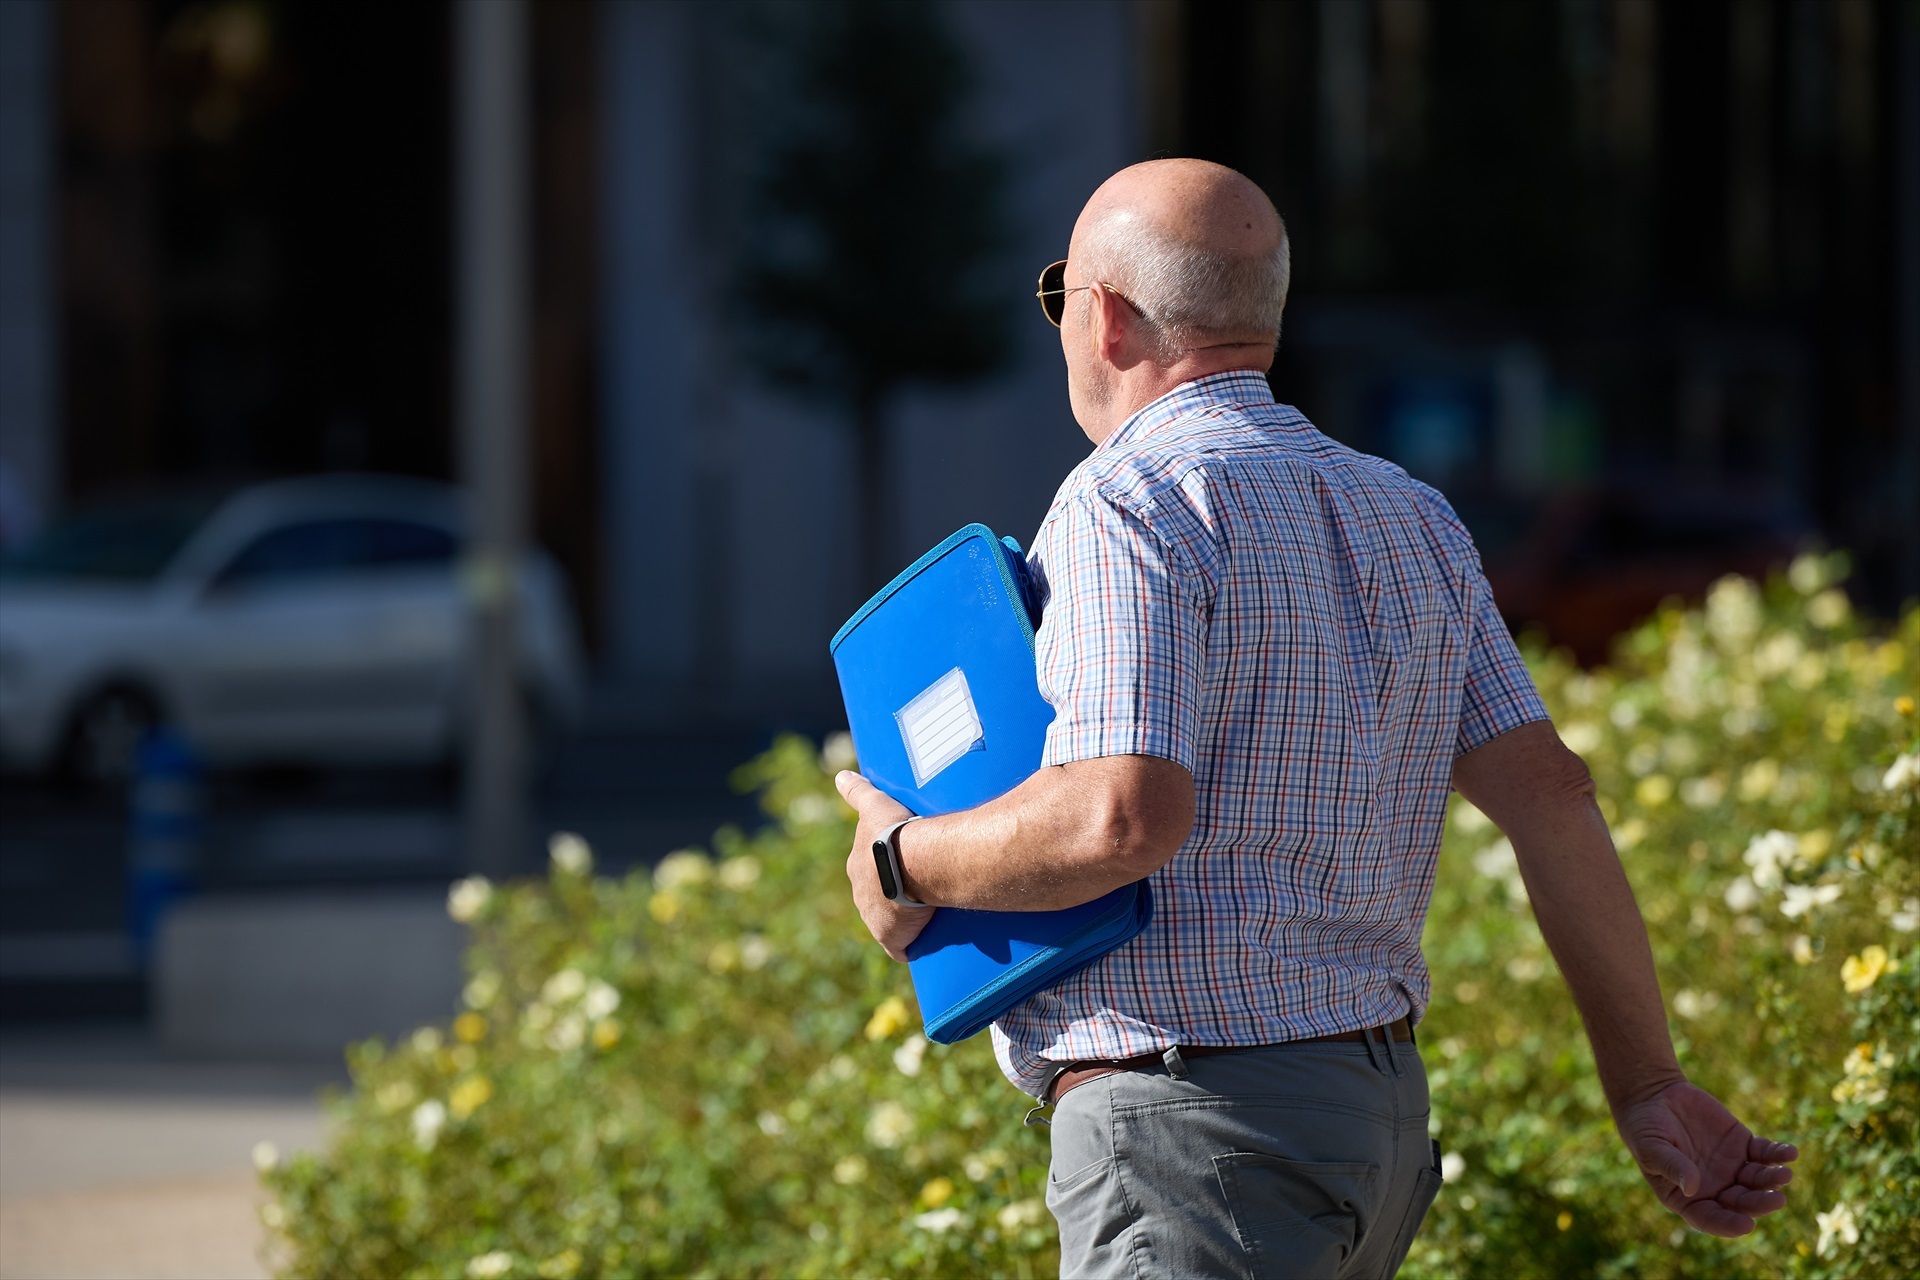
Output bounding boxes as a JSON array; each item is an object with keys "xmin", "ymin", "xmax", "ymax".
[{"xmin": 1042, "ymin": 1015, "xmax": 1416, "ymax": 1107}]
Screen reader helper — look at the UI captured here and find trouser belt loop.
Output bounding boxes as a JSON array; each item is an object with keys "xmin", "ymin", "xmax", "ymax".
[
  {"xmin": 1384, "ymin": 1020, "xmax": 1404, "ymax": 1079},
  {"xmin": 1161, "ymin": 1045, "xmax": 1189, "ymax": 1081},
  {"xmin": 1359, "ymin": 1022, "xmax": 1383, "ymax": 1074}
]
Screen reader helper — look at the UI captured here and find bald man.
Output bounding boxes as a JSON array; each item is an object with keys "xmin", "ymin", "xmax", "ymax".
[{"xmin": 835, "ymin": 160, "xmax": 1797, "ymax": 1279}]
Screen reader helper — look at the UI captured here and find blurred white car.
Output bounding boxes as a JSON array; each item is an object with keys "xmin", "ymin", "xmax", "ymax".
[{"xmin": 0, "ymin": 475, "xmax": 585, "ymax": 784}]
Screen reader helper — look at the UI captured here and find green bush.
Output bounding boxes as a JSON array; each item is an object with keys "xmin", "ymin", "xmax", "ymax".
[{"xmin": 262, "ymin": 553, "xmax": 1917, "ymax": 1280}]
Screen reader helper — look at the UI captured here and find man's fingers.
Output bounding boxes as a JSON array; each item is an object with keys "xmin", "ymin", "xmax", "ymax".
[
  {"xmin": 1749, "ymin": 1135, "xmax": 1800, "ymax": 1164},
  {"xmin": 1738, "ymin": 1160, "xmax": 1793, "ymax": 1188},
  {"xmin": 834, "ymin": 770, "xmax": 872, "ymax": 806},
  {"xmin": 1644, "ymin": 1143, "xmax": 1700, "ymax": 1198},
  {"xmin": 1716, "ymin": 1185, "xmax": 1787, "ymax": 1216},
  {"xmin": 1682, "ymin": 1201, "xmax": 1756, "ymax": 1238}
]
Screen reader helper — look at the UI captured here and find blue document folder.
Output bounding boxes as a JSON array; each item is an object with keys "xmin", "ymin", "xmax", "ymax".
[{"xmin": 829, "ymin": 523, "xmax": 1153, "ymax": 1043}]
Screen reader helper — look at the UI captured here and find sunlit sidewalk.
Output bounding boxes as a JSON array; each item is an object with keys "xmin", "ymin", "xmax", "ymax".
[{"xmin": 0, "ymin": 1027, "xmax": 339, "ymax": 1280}]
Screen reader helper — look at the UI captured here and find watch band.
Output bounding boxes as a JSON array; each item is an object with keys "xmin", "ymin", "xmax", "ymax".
[{"xmin": 873, "ymin": 817, "xmax": 927, "ymax": 907}]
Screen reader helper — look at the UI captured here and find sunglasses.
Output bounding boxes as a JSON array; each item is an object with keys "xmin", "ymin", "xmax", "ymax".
[{"xmin": 1035, "ymin": 259, "xmax": 1142, "ymax": 328}]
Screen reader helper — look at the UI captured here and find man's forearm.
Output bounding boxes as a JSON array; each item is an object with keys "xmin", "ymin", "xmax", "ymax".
[
  {"xmin": 1513, "ymin": 790, "xmax": 1686, "ymax": 1114},
  {"xmin": 895, "ymin": 766, "xmax": 1145, "ymax": 912}
]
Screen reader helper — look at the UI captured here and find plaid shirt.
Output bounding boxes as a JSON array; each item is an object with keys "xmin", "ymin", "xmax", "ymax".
[{"xmin": 990, "ymin": 370, "xmax": 1550, "ymax": 1100}]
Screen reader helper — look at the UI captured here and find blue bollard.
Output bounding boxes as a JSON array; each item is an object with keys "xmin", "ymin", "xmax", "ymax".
[{"xmin": 126, "ymin": 728, "xmax": 205, "ymax": 964}]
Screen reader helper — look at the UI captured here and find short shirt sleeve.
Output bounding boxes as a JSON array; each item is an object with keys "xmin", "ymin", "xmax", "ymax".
[
  {"xmin": 1032, "ymin": 489, "xmax": 1207, "ymax": 772},
  {"xmin": 1455, "ymin": 572, "xmax": 1551, "ymax": 756}
]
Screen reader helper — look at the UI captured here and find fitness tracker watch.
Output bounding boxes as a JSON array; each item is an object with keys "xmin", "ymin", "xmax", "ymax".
[{"xmin": 872, "ymin": 817, "xmax": 927, "ymax": 907}]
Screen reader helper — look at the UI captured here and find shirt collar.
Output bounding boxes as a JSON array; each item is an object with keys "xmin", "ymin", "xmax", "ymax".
[{"xmin": 1094, "ymin": 369, "xmax": 1277, "ymax": 456}]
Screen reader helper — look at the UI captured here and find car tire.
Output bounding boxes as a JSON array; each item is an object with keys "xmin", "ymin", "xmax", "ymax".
[{"xmin": 58, "ymin": 685, "xmax": 164, "ymax": 793}]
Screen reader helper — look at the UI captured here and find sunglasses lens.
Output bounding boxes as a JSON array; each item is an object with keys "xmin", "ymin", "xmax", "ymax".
[{"xmin": 1039, "ymin": 260, "xmax": 1066, "ymax": 326}]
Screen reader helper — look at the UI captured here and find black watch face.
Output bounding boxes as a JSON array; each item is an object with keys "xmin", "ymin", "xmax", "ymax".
[{"xmin": 873, "ymin": 839, "xmax": 902, "ymax": 899}]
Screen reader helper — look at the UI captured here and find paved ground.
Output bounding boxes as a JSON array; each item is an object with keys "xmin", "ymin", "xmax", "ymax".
[{"xmin": 0, "ymin": 1027, "xmax": 342, "ymax": 1280}]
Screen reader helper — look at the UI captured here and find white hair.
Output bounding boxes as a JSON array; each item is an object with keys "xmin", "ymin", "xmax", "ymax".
[{"xmin": 1081, "ymin": 212, "xmax": 1291, "ymax": 359}]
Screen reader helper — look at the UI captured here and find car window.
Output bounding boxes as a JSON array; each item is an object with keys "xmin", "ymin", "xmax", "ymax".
[
  {"xmin": 216, "ymin": 518, "xmax": 457, "ymax": 587},
  {"xmin": 0, "ymin": 499, "xmax": 217, "ymax": 582}
]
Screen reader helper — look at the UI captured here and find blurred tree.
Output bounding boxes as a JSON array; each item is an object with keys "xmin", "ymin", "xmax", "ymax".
[{"xmin": 731, "ymin": 0, "xmax": 1015, "ymax": 591}]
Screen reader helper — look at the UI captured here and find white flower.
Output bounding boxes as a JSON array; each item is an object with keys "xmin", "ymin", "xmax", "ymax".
[
  {"xmin": 1672, "ymin": 989, "xmax": 1720, "ymax": 1020},
  {"xmin": 718, "ymin": 856, "xmax": 761, "ymax": 891},
  {"xmin": 410, "ymin": 1027, "xmax": 442, "ymax": 1054},
  {"xmin": 1815, "ymin": 1202, "xmax": 1860, "ymax": 1256},
  {"xmin": 251, "ymin": 1139, "xmax": 279, "ymax": 1172},
  {"xmin": 913, "ymin": 1207, "xmax": 966, "ymax": 1233},
  {"xmin": 1680, "ymin": 775, "xmax": 1725, "ymax": 809},
  {"xmin": 740, "ymin": 935, "xmax": 773, "ymax": 970},
  {"xmin": 1883, "ymin": 752, "xmax": 1919, "ymax": 793},
  {"xmin": 544, "ymin": 1013, "xmax": 587, "ymax": 1052},
  {"xmin": 787, "ymin": 793, "xmax": 835, "ymax": 826},
  {"xmin": 1722, "ymin": 876, "xmax": 1761, "ymax": 913},
  {"xmin": 832, "ymin": 1155, "xmax": 868, "ymax": 1185},
  {"xmin": 756, "ymin": 1110, "xmax": 787, "ymax": 1137},
  {"xmin": 821, "ymin": 731, "xmax": 858, "ymax": 774},
  {"xmin": 548, "ymin": 831, "xmax": 592, "ymax": 876},
  {"xmin": 1705, "ymin": 577, "xmax": 1762, "ymax": 644},
  {"xmin": 652, "ymin": 850, "xmax": 712, "ymax": 891},
  {"xmin": 466, "ymin": 1251, "xmax": 514, "ymax": 1279},
  {"xmin": 541, "ymin": 968, "xmax": 587, "ymax": 1004},
  {"xmin": 447, "ymin": 876, "xmax": 492, "ymax": 923},
  {"xmin": 1811, "ymin": 593, "xmax": 1852, "ymax": 636},
  {"xmin": 464, "ymin": 970, "xmax": 501, "ymax": 1009},
  {"xmin": 1504, "ymin": 954, "xmax": 1544, "ymax": 983},
  {"xmin": 997, "ymin": 1198, "xmax": 1046, "ymax": 1231},
  {"xmin": 260, "ymin": 1201, "xmax": 287, "ymax": 1230},
  {"xmin": 1888, "ymin": 898, "xmax": 1920, "ymax": 934},
  {"xmin": 582, "ymin": 979, "xmax": 620, "ymax": 1020},
  {"xmin": 866, "ymin": 1101, "xmax": 913, "ymax": 1149},
  {"xmin": 411, "ymin": 1100, "xmax": 447, "ymax": 1150},
  {"xmin": 1787, "ymin": 553, "xmax": 1828, "ymax": 594},
  {"xmin": 1440, "ymin": 1151, "xmax": 1466, "ymax": 1182},
  {"xmin": 1742, "ymin": 831, "xmax": 1799, "ymax": 890},
  {"xmin": 1780, "ymin": 882, "xmax": 1843, "ymax": 919},
  {"xmin": 893, "ymin": 1037, "xmax": 928, "ymax": 1077}
]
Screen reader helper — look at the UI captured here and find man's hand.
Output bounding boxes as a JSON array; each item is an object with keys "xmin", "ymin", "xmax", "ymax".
[
  {"xmin": 833, "ymin": 770, "xmax": 935, "ymax": 963},
  {"xmin": 1614, "ymin": 1077, "xmax": 1799, "ymax": 1237}
]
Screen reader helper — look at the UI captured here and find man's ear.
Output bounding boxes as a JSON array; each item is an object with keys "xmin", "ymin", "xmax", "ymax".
[{"xmin": 1090, "ymin": 282, "xmax": 1140, "ymax": 368}]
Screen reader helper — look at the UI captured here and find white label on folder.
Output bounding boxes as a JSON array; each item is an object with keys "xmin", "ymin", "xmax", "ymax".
[{"xmin": 896, "ymin": 667, "xmax": 985, "ymax": 788}]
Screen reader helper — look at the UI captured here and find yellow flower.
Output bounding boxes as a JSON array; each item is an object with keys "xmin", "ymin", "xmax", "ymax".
[
  {"xmin": 1556, "ymin": 1210, "xmax": 1573, "ymax": 1232},
  {"xmin": 537, "ymin": 1249, "xmax": 583, "ymax": 1280},
  {"xmin": 448, "ymin": 1074, "xmax": 493, "ymax": 1120},
  {"xmin": 453, "ymin": 1012, "xmax": 487, "ymax": 1044},
  {"xmin": 1841, "ymin": 945, "xmax": 1896, "ymax": 994},
  {"xmin": 1634, "ymin": 775, "xmax": 1673, "ymax": 808},
  {"xmin": 648, "ymin": 892, "xmax": 682, "ymax": 925},
  {"xmin": 592, "ymin": 1018, "xmax": 622, "ymax": 1050},
  {"xmin": 1896, "ymin": 694, "xmax": 1916, "ymax": 717},
  {"xmin": 865, "ymin": 995, "xmax": 912, "ymax": 1041},
  {"xmin": 1790, "ymin": 935, "xmax": 1816, "ymax": 966},
  {"xmin": 918, "ymin": 1176, "xmax": 956, "ymax": 1208},
  {"xmin": 833, "ymin": 1155, "xmax": 868, "ymax": 1185}
]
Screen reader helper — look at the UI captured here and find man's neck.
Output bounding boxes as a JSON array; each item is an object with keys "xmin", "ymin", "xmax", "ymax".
[{"xmin": 1095, "ymin": 349, "xmax": 1273, "ymax": 446}]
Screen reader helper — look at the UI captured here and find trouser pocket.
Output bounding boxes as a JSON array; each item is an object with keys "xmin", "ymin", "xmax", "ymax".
[{"xmin": 1376, "ymin": 1138, "xmax": 1443, "ymax": 1279}]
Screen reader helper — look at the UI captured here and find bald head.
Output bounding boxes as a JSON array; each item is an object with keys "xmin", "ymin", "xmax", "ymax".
[{"xmin": 1070, "ymin": 159, "xmax": 1290, "ymax": 357}]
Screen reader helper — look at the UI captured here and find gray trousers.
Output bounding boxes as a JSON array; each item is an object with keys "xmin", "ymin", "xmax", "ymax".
[{"xmin": 1043, "ymin": 1024, "xmax": 1442, "ymax": 1280}]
